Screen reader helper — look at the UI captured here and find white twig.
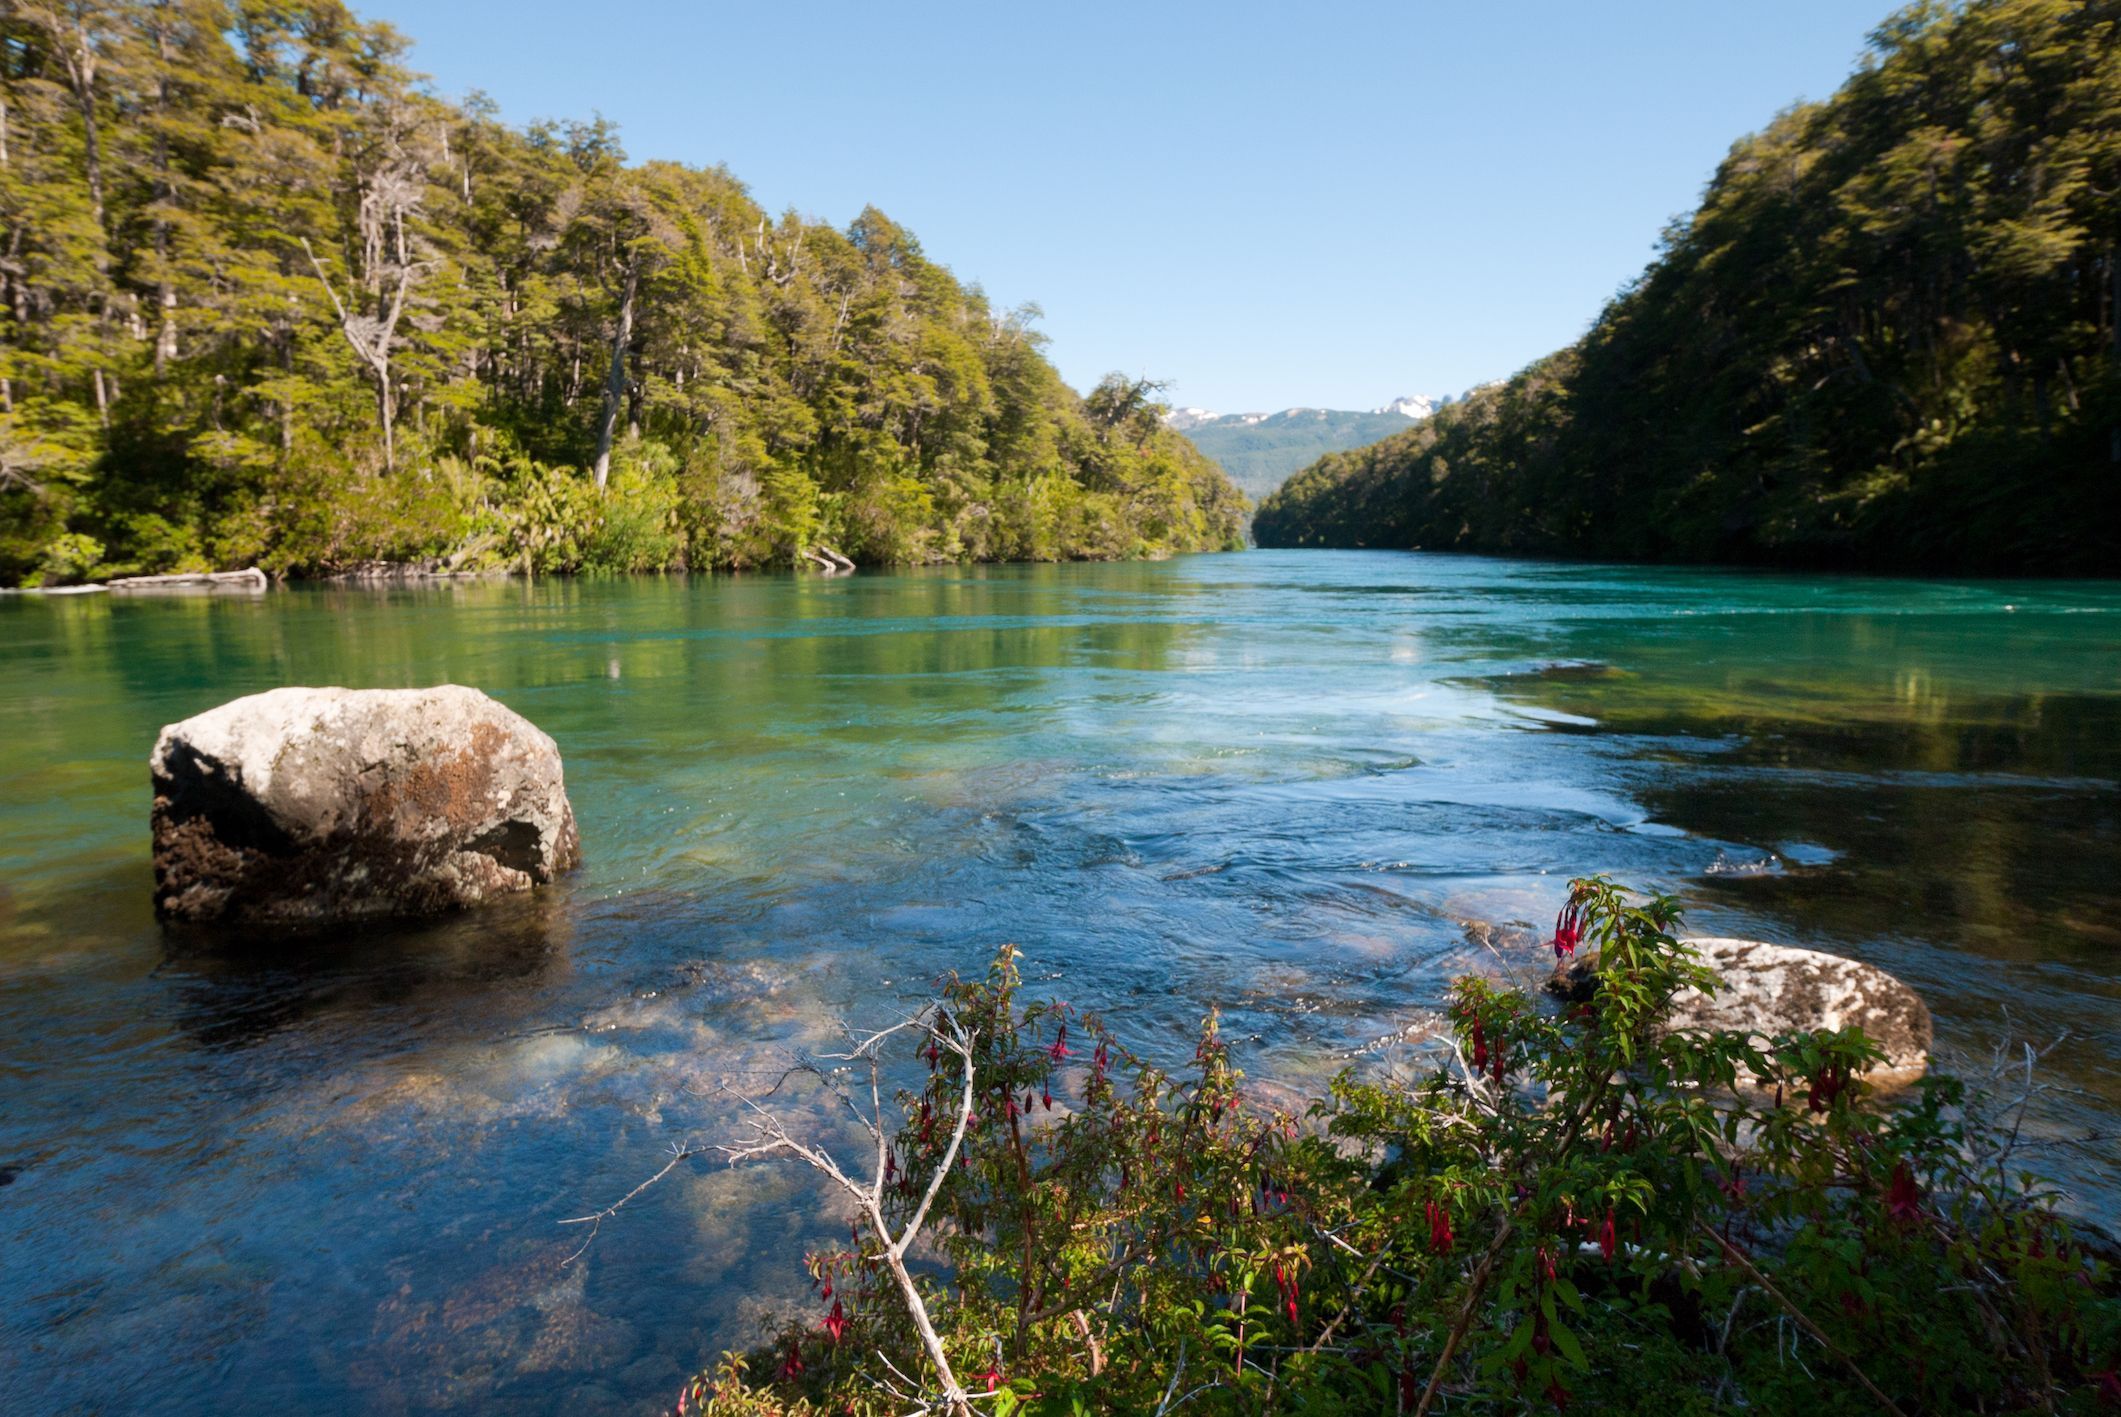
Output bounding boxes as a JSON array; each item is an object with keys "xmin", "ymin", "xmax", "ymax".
[{"xmin": 556, "ymin": 1140, "xmax": 703, "ymax": 1264}]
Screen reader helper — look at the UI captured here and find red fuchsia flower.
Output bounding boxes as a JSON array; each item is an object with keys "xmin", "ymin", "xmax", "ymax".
[
  {"xmin": 1538, "ymin": 1246, "xmax": 1558, "ymax": 1285},
  {"xmin": 1272, "ymin": 1260, "xmax": 1300, "ymax": 1322},
  {"xmin": 1426, "ymin": 1198, "xmax": 1455, "ymax": 1253},
  {"xmin": 1174, "ymin": 1178, "xmax": 1186, "ymax": 1204},
  {"xmin": 1470, "ymin": 1018, "xmax": 1488, "ymax": 1070},
  {"xmin": 1545, "ymin": 1379, "xmax": 1572, "ymax": 1410},
  {"xmin": 982, "ymin": 1364, "xmax": 1002, "ymax": 1393},
  {"xmin": 2091, "ymin": 1368, "xmax": 2120, "ymax": 1404},
  {"xmin": 923, "ymin": 1038, "xmax": 940, "ymax": 1067},
  {"xmin": 1807, "ymin": 1063, "xmax": 1849, "ymax": 1112},
  {"xmin": 1886, "ymin": 1159, "xmax": 1923, "ymax": 1224},
  {"xmin": 1049, "ymin": 1022, "xmax": 1071, "ymax": 1062},
  {"xmin": 1490, "ymin": 1037, "xmax": 1507, "ymax": 1084},
  {"xmin": 884, "ymin": 1148, "xmax": 897, "ymax": 1184},
  {"xmin": 1720, "ymin": 1169, "xmax": 1747, "ymax": 1202},
  {"xmin": 1598, "ymin": 1208, "xmax": 1618, "ymax": 1264},
  {"xmin": 1552, "ymin": 899, "xmax": 1584, "ymax": 960},
  {"xmin": 1022, "ymin": 1091, "xmax": 1034, "ymax": 1117},
  {"xmin": 823, "ymin": 1299, "xmax": 848, "ymax": 1344},
  {"xmin": 776, "ymin": 1343, "xmax": 805, "ymax": 1381}
]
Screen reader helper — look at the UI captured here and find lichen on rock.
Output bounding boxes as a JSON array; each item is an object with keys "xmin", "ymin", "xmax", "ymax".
[
  {"xmin": 150, "ymin": 685, "xmax": 581, "ymax": 923},
  {"xmin": 1552, "ymin": 936, "xmax": 1933, "ymax": 1089}
]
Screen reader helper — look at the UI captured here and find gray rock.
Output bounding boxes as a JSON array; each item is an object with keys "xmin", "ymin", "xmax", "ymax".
[
  {"xmin": 1553, "ymin": 936, "xmax": 1932, "ymax": 1089},
  {"xmin": 151, "ymin": 686, "xmax": 580, "ymax": 923}
]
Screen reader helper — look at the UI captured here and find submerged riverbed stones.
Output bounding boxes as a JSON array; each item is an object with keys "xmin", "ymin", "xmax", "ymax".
[
  {"xmin": 151, "ymin": 685, "xmax": 580, "ymax": 923},
  {"xmin": 1552, "ymin": 936, "xmax": 1933, "ymax": 1089}
]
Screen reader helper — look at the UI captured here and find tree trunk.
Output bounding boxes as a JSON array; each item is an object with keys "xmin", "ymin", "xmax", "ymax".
[
  {"xmin": 70, "ymin": 47, "xmax": 105, "ymax": 231},
  {"xmin": 591, "ymin": 256, "xmax": 639, "ymax": 491},
  {"xmin": 378, "ymin": 373, "xmax": 396, "ymax": 472},
  {"xmin": 152, "ymin": 22, "xmax": 177, "ymax": 371},
  {"xmin": 279, "ymin": 336, "xmax": 294, "ymax": 452}
]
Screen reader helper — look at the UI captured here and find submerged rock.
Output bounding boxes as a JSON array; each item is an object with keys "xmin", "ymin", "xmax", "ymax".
[
  {"xmin": 151, "ymin": 685, "xmax": 580, "ymax": 923},
  {"xmin": 1552, "ymin": 936, "xmax": 1932, "ymax": 1089}
]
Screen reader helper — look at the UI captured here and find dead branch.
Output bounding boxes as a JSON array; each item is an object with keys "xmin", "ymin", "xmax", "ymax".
[
  {"xmin": 718, "ymin": 1007, "xmax": 981, "ymax": 1417},
  {"xmin": 557, "ymin": 1139, "xmax": 706, "ymax": 1264}
]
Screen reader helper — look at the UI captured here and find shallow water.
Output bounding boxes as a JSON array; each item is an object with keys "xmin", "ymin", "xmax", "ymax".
[{"xmin": 2, "ymin": 550, "xmax": 2116, "ymax": 1412}]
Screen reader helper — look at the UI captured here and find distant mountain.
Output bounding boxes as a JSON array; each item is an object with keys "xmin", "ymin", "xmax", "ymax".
[{"xmin": 1164, "ymin": 400, "xmax": 1444, "ymax": 500}]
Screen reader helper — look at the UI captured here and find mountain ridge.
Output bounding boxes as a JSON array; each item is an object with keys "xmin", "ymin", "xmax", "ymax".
[{"xmin": 1164, "ymin": 398, "xmax": 1446, "ymax": 499}]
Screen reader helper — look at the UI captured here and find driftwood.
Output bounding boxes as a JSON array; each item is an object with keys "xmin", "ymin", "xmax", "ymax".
[
  {"xmin": 106, "ymin": 566, "xmax": 268, "ymax": 593},
  {"xmin": 800, "ymin": 543, "xmax": 856, "ymax": 574}
]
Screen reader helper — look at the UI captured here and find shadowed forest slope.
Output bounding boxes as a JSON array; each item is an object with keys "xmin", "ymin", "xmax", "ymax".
[{"xmin": 1256, "ymin": 0, "xmax": 2121, "ymax": 576}]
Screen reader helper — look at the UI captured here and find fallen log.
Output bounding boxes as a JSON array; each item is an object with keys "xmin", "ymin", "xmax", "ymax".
[
  {"xmin": 106, "ymin": 567, "xmax": 268, "ymax": 593},
  {"xmin": 801, "ymin": 544, "xmax": 856, "ymax": 574}
]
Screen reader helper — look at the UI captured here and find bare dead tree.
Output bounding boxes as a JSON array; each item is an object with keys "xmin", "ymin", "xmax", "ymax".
[{"xmin": 300, "ymin": 114, "xmax": 433, "ymax": 472}]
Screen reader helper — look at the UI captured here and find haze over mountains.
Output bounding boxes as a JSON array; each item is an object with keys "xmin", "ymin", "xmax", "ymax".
[{"xmin": 1164, "ymin": 398, "xmax": 1447, "ymax": 499}]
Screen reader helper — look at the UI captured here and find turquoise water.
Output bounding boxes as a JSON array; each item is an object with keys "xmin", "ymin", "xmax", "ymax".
[{"xmin": 2, "ymin": 551, "xmax": 2116, "ymax": 1412}]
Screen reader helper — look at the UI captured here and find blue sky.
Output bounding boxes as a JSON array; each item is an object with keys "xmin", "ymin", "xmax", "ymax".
[{"xmin": 363, "ymin": 1, "xmax": 1889, "ymax": 413}]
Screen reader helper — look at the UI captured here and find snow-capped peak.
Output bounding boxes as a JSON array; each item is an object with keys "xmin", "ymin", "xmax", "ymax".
[{"xmin": 1375, "ymin": 395, "xmax": 1438, "ymax": 421}]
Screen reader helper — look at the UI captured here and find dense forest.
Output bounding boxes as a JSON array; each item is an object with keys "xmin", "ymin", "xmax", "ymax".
[
  {"xmin": 0, "ymin": 2, "xmax": 1246, "ymax": 586},
  {"xmin": 1256, "ymin": 0, "xmax": 2121, "ymax": 576}
]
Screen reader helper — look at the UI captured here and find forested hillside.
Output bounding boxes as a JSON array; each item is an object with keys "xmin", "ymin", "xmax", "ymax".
[
  {"xmin": 1256, "ymin": 0, "xmax": 2121, "ymax": 576},
  {"xmin": 0, "ymin": 3, "xmax": 1245, "ymax": 585}
]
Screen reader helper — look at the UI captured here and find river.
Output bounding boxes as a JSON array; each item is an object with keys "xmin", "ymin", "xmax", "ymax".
[{"xmin": 2, "ymin": 550, "xmax": 2116, "ymax": 1412}]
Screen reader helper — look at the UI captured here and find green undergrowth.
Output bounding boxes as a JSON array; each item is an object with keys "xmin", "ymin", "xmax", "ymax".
[{"xmin": 675, "ymin": 878, "xmax": 2118, "ymax": 1415}]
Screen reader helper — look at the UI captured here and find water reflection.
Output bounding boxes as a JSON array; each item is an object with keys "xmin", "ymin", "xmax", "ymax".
[{"xmin": 156, "ymin": 888, "xmax": 579, "ymax": 1051}]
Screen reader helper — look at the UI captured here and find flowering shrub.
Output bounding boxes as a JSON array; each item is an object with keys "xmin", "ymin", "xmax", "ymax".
[{"xmin": 675, "ymin": 879, "xmax": 2118, "ymax": 1414}]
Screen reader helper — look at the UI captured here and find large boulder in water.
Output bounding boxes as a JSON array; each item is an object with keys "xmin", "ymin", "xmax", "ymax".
[
  {"xmin": 1553, "ymin": 936, "xmax": 1933, "ymax": 1089},
  {"xmin": 151, "ymin": 686, "xmax": 581, "ymax": 924}
]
